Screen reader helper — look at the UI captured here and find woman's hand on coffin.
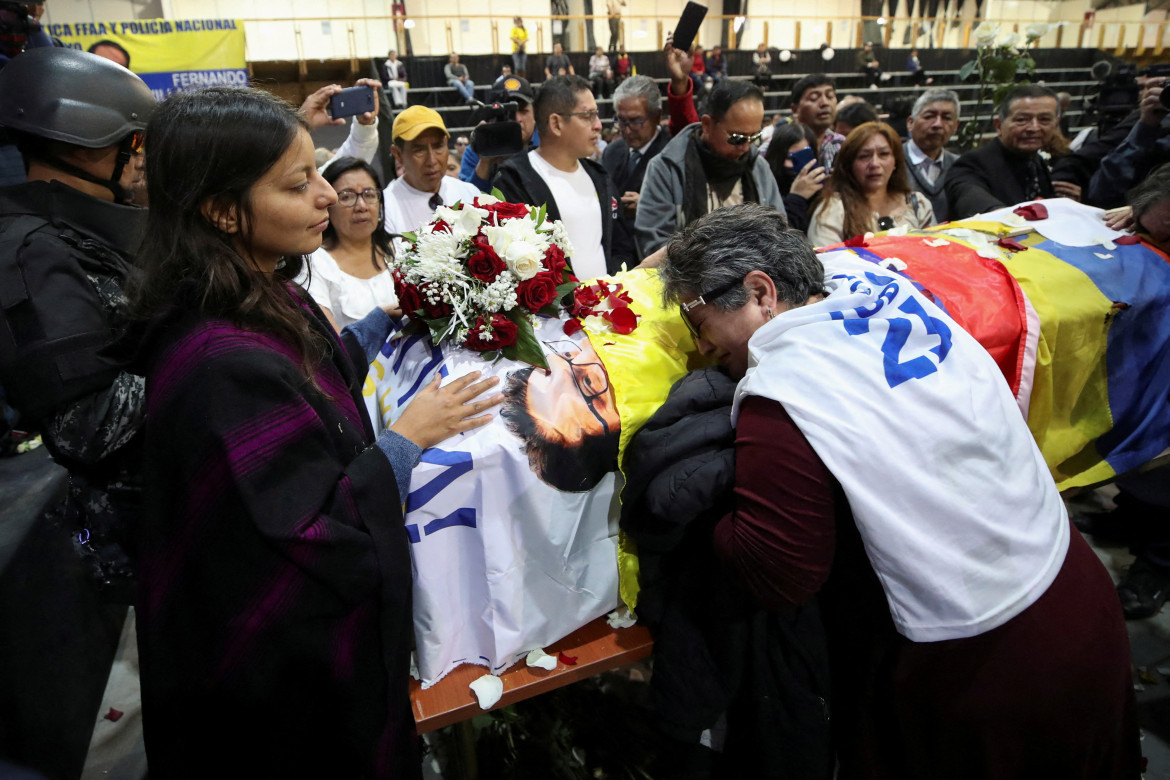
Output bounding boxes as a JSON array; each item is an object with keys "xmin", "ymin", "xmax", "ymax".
[
  {"xmin": 1104, "ymin": 206, "xmax": 1135, "ymax": 233},
  {"xmin": 391, "ymin": 371, "xmax": 503, "ymax": 449}
]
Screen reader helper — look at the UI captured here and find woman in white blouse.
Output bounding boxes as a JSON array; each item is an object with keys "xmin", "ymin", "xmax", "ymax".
[
  {"xmin": 807, "ymin": 122, "xmax": 935, "ymax": 247},
  {"xmin": 298, "ymin": 157, "xmax": 397, "ymax": 330}
]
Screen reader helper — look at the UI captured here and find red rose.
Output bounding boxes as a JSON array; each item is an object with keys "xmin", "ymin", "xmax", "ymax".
[
  {"xmin": 516, "ymin": 274, "xmax": 558, "ymax": 312},
  {"xmin": 489, "ymin": 201, "xmax": 534, "ymax": 220},
  {"xmin": 467, "ymin": 238, "xmax": 506, "ymax": 282},
  {"xmin": 394, "ymin": 271, "xmax": 424, "ymax": 316},
  {"xmin": 432, "ymin": 219, "xmax": 452, "ymax": 234},
  {"xmin": 568, "ymin": 285, "xmax": 601, "ymax": 317},
  {"xmin": 464, "ymin": 313, "xmax": 518, "ymax": 352},
  {"xmin": 543, "ymin": 244, "xmax": 567, "ymax": 276},
  {"xmin": 418, "ymin": 281, "xmax": 452, "ymax": 319}
]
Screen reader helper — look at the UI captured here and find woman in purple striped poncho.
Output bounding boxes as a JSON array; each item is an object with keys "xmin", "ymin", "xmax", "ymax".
[{"xmin": 128, "ymin": 87, "xmax": 503, "ymax": 778}]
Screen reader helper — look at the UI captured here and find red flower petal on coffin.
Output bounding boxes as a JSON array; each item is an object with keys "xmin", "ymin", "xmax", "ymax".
[
  {"xmin": 997, "ymin": 237, "xmax": 1028, "ymax": 252},
  {"xmin": 844, "ymin": 234, "xmax": 868, "ymax": 248},
  {"xmin": 1115, "ymin": 235, "xmax": 1141, "ymax": 245},
  {"xmin": 568, "ymin": 286, "xmax": 602, "ymax": 317},
  {"xmin": 104, "ymin": 708, "xmax": 124, "ymax": 722},
  {"xmin": 563, "ymin": 318, "xmax": 585, "ymax": 336},
  {"xmin": 604, "ymin": 306, "xmax": 638, "ymax": 335},
  {"xmin": 558, "ymin": 651, "xmax": 578, "ymax": 665},
  {"xmin": 1013, "ymin": 203, "xmax": 1048, "ymax": 220}
]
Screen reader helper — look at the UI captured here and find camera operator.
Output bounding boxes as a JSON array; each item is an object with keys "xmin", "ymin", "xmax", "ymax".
[
  {"xmin": 460, "ymin": 74, "xmax": 540, "ymax": 192},
  {"xmin": 1088, "ymin": 75, "xmax": 1170, "ymax": 208}
]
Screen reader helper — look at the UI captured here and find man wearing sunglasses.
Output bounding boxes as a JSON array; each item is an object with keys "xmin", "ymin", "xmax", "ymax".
[
  {"xmin": 494, "ymin": 74, "xmax": 620, "ymax": 281},
  {"xmin": 0, "ymin": 47, "xmax": 156, "ymax": 776},
  {"xmin": 636, "ymin": 79, "xmax": 785, "ymax": 257}
]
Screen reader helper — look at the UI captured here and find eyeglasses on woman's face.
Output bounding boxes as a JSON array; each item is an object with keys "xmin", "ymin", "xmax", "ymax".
[{"xmin": 333, "ymin": 188, "xmax": 380, "ymax": 208}]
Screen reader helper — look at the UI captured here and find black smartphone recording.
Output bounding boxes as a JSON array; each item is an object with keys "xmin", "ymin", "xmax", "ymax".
[
  {"xmin": 329, "ymin": 85, "xmax": 376, "ymax": 120},
  {"xmin": 670, "ymin": 2, "xmax": 708, "ymax": 53}
]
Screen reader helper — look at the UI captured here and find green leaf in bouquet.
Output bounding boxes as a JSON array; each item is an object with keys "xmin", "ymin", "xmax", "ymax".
[
  {"xmin": 490, "ymin": 187, "xmax": 506, "ymax": 201},
  {"xmin": 958, "ymin": 60, "xmax": 977, "ymax": 81},
  {"xmin": 426, "ymin": 315, "xmax": 453, "ymax": 344},
  {"xmin": 401, "ymin": 231, "xmax": 418, "ymax": 244},
  {"xmin": 537, "ymin": 302, "xmax": 562, "ymax": 317},
  {"xmin": 502, "ymin": 308, "xmax": 549, "ymax": 371},
  {"xmin": 535, "ymin": 203, "xmax": 547, "ymax": 228}
]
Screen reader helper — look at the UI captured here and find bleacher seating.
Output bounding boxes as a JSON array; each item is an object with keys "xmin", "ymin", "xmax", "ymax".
[{"xmin": 379, "ymin": 48, "xmax": 1110, "ymax": 138}]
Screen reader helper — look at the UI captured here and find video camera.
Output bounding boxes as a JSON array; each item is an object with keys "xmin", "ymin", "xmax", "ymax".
[
  {"xmin": 469, "ymin": 99, "xmax": 524, "ymax": 158},
  {"xmin": 1083, "ymin": 61, "xmax": 1170, "ymax": 132}
]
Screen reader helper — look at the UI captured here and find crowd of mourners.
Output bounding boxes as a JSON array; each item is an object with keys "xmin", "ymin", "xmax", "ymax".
[{"xmin": 0, "ymin": 10, "xmax": 1168, "ymax": 778}]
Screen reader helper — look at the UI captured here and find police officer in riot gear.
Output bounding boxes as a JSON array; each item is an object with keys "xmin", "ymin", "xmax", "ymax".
[{"xmin": 0, "ymin": 46, "xmax": 155, "ymax": 596}]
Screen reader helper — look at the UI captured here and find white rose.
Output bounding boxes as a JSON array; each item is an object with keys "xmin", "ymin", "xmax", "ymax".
[
  {"xmin": 501, "ymin": 215, "xmax": 540, "ymax": 244},
  {"xmin": 973, "ymin": 23, "xmax": 1000, "ymax": 46},
  {"xmin": 997, "ymin": 31, "xmax": 1019, "ymax": 48},
  {"xmin": 482, "ymin": 225, "xmax": 513, "ymax": 255},
  {"xmin": 1025, "ymin": 22, "xmax": 1050, "ymax": 39},
  {"xmin": 474, "ymin": 193, "xmax": 500, "ymax": 206},
  {"xmin": 503, "ymin": 240, "xmax": 542, "ymax": 280},
  {"xmin": 434, "ymin": 205, "xmax": 460, "ymax": 224},
  {"xmin": 452, "ymin": 205, "xmax": 488, "ymax": 236}
]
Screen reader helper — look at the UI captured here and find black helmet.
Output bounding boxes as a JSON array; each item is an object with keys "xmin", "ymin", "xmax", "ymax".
[{"xmin": 0, "ymin": 46, "xmax": 155, "ymax": 147}]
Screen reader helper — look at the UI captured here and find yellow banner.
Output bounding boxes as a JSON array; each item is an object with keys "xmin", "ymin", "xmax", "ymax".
[{"xmin": 45, "ymin": 19, "xmax": 246, "ymax": 99}]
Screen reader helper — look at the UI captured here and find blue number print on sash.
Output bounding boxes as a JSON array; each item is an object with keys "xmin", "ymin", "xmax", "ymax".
[
  {"xmin": 830, "ymin": 274, "xmax": 953, "ymax": 388},
  {"xmin": 404, "ymin": 448, "xmax": 476, "ymax": 543}
]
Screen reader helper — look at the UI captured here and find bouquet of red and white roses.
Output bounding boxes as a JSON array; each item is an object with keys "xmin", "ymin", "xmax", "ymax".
[{"xmin": 392, "ymin": 194, "xmax": 579, "ymax": 370}]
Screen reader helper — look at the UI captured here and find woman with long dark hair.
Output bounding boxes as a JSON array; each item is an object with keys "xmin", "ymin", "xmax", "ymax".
[
  {"xmin": 763, "ymin": 120, "xmax": 826, "ymax": 234},
  {"xmin": 807, "ymin": 121, "xmax": 934, "ymax": 247},
  {"xmin": 129, "ymin": 86, "xmax": 501, "ymax": 778},
  {"xmin": 298, "ymin": 156, "xmax": 397, "ymax": 331}
]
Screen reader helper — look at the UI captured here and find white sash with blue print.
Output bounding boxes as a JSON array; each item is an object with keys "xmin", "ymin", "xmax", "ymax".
[{"xmin": 733, "ymin": 251, "xmax": 1069, "ymax": 642}]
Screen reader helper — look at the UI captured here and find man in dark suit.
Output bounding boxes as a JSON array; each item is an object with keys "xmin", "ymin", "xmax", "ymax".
[
  {"xmin": 946, "ymin": 84, "xmax": 1081, "ymax": 220},
  {"xmin": 904, "ymin": 88, "xmax": 960, "ymax": 222},
  {"xmin": 602, "ymin": 75, "xmax": 670, "ymax": 265}
]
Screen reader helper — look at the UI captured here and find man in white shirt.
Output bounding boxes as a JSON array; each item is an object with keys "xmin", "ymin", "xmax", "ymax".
[
  {"xmin": 903, "ymin": 88, "xmax": 960, "ymax": 222},
  {"xmin": 493, "ymin": 75, "xmax": 618, "ymax": 280},
  {"xmin": 382, "ymin": 105, "xmax": 480, "ymax": 236}
]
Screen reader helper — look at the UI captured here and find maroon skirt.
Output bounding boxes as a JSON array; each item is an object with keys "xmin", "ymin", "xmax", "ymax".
[{"xmin": 835, "ymin": 525, "xmax": 1141, "ymax": 780}]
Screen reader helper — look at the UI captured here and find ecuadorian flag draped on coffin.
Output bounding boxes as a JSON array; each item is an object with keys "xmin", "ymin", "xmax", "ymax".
[{"xmin": 818, "ymin": 198, "xmax": 1170, "ymax": 491}]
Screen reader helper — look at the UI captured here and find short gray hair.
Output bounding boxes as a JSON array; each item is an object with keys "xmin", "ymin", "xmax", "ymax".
[
  {"xmin": 911, "ymin": 88, "xmax": 961, "ymax": 120},
  {"xmin": 612, "ymin": 75, "xmax": 662, "ymax": 116},
  {"xmin": 660, "ymin": 204, "xmax": 825, "ymax": 311},
  {"xmin": 1128, "ymin": 161, "xmax": 1170, "ymax": 223}
]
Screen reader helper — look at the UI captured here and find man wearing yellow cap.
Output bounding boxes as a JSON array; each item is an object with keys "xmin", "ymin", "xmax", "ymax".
[{"xmin": 382, "ymin": 105, "xmax": 480, "ymax": 235}]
